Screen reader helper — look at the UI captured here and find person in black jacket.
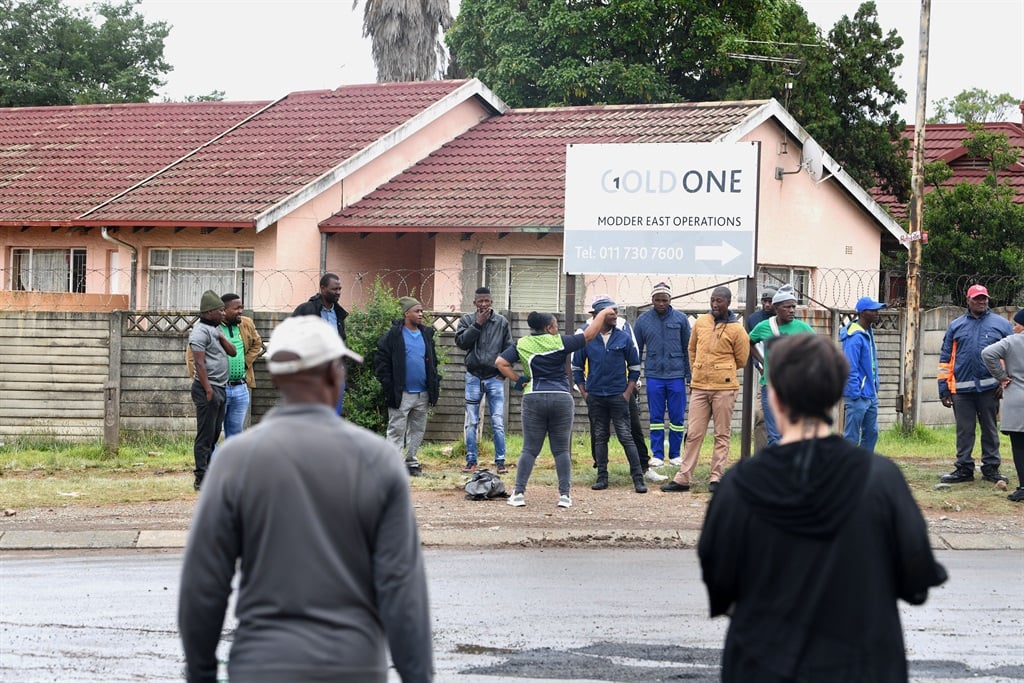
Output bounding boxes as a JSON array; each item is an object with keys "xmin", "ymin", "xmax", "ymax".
[
  {"xmin": 698, "ymin": 334, "xmax": 946, "ymax": 683},
  {"xmin": 454, "ymin": 287, "xmax": 512, "ymax": 473},
  {"xmin": 375, "ymin": 297, "xmax": 441, "ymax": 476},
  {"xmin": 292, "ymin": 273, "xmax": 349, "ymax": 415}
]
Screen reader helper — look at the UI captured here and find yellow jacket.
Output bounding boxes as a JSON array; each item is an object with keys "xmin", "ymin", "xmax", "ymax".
[
  {"xmin": 186, "ymin": 315, "xmax": 264, "ymax": 387},
  {"xmin": 688, "ymin": 311, "xmax": 750, "ymax": 391}
]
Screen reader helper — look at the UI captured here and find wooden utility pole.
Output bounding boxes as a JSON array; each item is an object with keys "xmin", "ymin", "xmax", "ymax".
[{"xmin": 901, "ymin": 0, "xmax": 931, "ymax": 433}]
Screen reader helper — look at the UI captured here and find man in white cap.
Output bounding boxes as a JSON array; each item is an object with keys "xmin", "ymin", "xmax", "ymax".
[
  {"xmin": 840, "ymin": 296, "xmax": 886, "ymax": 451},
  {"xmin": 179, "ymin": 315, "xmax": 433, "ymax": 683},
  {"xmin": 937, "ymin": 284, "xmax": 1013, "ymax": 484},
  {"xmin": 747, "ymin": 284, "xmax": 814, "ymax": 447}
]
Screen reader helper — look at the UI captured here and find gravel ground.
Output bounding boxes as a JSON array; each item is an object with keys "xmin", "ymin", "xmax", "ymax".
[{"xmin": 2, "ymin": 481, "xmax": 1019, "ymax": 540}]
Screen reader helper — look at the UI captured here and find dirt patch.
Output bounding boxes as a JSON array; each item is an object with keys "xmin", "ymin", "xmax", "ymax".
[{"xmin": 2, "ymin": 478, "xmax": 1020, "ymax": 541}]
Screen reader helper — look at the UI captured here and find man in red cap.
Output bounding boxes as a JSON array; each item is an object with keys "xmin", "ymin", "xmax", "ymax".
[{"xmin": 937, "ymin": 284, "xmax": 1013, "ymax": 484}]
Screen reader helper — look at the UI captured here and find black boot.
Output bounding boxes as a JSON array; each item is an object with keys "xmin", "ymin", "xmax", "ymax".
[
  {"xmin": 632, "ymin": 475, "xmax": 648, "ymax": 493},
  {"xmin": 592, "ymin": 473, "xmax": 608, "ymax": 490}
]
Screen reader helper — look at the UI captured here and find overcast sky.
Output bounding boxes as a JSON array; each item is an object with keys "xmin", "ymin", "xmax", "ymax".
[{"xmin": 99, "ymin": 0, "xmax": 1023, "ymax": 122}]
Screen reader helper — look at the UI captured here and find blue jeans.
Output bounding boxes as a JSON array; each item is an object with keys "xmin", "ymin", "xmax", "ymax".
[
  {"xmin": 843, "ymin": 396, "xmax": 879, "ymax": 452},
  {"xmin": 515, "ymin": 392, "xmax": 575, "ymax": 496},
  {"xmin": 761, "ymin": 384, "xmax": 780, "ymax": 447},
  {"xmin": 645, "ymin": 377, "xmax": 686, "ymax": 460},
  {"xmin": 223, "ymin": 382, "xmax": 251, "ymax": 439},
  {"xmin": 464, "ymin": 375, "xmax": 507, "ymax": 465}
]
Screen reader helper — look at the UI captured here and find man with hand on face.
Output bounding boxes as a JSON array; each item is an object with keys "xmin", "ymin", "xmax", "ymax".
[
  {"xmin": 937, "ymin": 284, "xmax": 1013, "ymax": 484},
  {"xmin": 293, "ymin": 273, "xmax": 348, "ymax": 415},
  {"xmin": 188, "ymin": 290, "xmax": 237, "ymax": 491},
  {"xmin": 455, "ymin": 287, "xmax": 513, "ymax": 473},
  {"xmin": 571, "ymin": 295, "xmax": 648, "ymax": 493}
]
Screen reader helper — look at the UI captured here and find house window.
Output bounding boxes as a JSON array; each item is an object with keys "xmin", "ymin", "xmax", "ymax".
[
  {"xmin": 10, "ymin": 248, "xmax": 86, "ymax": 292},
  {"xmin": 148, "ymin": 248, "xmax": 254, "ymax": 310},
  {"xmin": 483, "ymin": 257, "xmax": 563, "ymax": 311},
  {"xmin": 758, "ymin": 266, "xmax": 810, "ymax": 305}
]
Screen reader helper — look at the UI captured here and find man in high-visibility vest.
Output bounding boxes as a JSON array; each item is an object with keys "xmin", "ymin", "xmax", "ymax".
[{"xmin": 937, "ymin": 284, "xmax": 1013, "ymax": 484}]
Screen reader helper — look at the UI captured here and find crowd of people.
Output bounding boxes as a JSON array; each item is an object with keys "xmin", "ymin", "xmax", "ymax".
[{"xmin": 177, "ymin": 276, "xmax": 1021, "ymax": 681}]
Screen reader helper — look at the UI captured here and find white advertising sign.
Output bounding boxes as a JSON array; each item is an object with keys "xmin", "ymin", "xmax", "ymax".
[{"xmin": 563, "ymin": 142, "xmax": 759, "ymax": 275}]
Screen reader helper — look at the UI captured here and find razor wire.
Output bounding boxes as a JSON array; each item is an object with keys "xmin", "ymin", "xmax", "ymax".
[{"xmin": 3, "ymin": 266, "xmax": 1022, "ymax": 314}]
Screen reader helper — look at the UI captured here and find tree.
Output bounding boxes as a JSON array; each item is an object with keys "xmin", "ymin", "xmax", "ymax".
[
  {"xmin": 447, "ymin": 0, "xmax": 787, "ymax": 107},
  {"xmin": 920, "ymin": 127, "xmax": 1024, "ymax": 305},
  {"xmin": 357, "ymin": 0, "xmax": 453, "ymax": 82},
  {"xmin": 447, "ymin": 0, "xmax": 910, "ymax": 200},
  {"xmin": 0, "ymin": 0, "xmax": 170, "ymax": 107},
  {"xmin": 930, "ymin": 88, "xmax": 1020, "ymax": 124}
]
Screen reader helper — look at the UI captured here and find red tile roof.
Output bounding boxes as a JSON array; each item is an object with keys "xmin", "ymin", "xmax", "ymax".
[
  {"xmin": 871, "ymin": 122, "xmax": 1024, "ymax": 222},
  {"xmin": 82, "ymin": 81, "xmax": 474, "ymax": 226},
  {"xmin": 0, "ymin": 101, "xmax": 268, "ymax": 224},
  {"xmin": 0, "ymin": 80, "xmax": 477, "ymax": 227},
  {"xmin": 321, "ymin": 101, "xmax": 767, "ymax": 231}
]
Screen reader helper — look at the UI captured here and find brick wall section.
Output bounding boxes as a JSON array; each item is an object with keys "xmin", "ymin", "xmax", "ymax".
[{"xmin": 1, "ymin": 306, "xmax": 1013, "ymax": 443}]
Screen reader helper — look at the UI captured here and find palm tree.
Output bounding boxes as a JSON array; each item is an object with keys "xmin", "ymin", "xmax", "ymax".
[{"xmin": 358, "ymin": 0, "xmax": 453, "ymax": 82}]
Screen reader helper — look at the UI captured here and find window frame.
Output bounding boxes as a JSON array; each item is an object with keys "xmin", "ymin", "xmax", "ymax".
[
  {"xmin": 482, "ymin": 256, "xmax": 564, "ymax": 311},
  {"xmin": 146, "ymin": 248, "xmax": 254, "ymax": 310},
  {"xmin": 9, "ymin": 247, "xmax": 87, "ymax": 293}
]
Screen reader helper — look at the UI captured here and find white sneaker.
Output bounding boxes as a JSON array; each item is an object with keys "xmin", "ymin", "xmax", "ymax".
[
  {"xmin": 669, "ymin": 457, "xmax": 682, "ymax": 467},
  {"xmin": 557, "ymin": 494, "xmax": 572, "ymax": 508},
  {"xmin": 507, "ymin": 492, "xmax": 525, "ymax": 507},
  {"xmin": 645, "ymin": 469, "xmax": 668, "ymax": 483},
  {"xmin": 649, "ymin": 458, "xmax": 665, "ymax": 468}
]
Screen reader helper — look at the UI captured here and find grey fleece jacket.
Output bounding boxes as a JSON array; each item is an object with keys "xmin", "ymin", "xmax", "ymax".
[{"xmin": 178, "ymin": 403, "xmax": 433, "ymax": 683}]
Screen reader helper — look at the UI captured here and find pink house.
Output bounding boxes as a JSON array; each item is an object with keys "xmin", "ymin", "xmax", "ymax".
[{"xmin": 1, "ymin": 78, "xmax": 906, "ymax": 315}]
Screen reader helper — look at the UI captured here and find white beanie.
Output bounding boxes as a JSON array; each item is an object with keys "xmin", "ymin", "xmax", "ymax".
[{"xmin": 772, "ymin": 284, "xmax": 797, "ymax": 305}]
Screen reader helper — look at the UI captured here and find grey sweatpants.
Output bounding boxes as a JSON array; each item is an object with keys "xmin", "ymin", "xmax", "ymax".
[{"xmin": 387, "ymin": 391, "xmax": 429, "ymax": 468}]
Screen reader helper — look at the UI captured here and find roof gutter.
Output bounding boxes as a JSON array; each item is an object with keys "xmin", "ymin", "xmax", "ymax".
[{"xmin": 100, "ymin": 227, "xmax": 137, "ymax": 310}]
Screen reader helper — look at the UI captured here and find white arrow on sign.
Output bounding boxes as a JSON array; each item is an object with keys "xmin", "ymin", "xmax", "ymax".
[{"xmin": 694, "ymin": 241, "xmax": 741, "ymax": 265}]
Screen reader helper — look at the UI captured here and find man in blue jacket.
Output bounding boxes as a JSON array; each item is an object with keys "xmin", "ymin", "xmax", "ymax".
[
  {"xmin": 634, "ymin": 282, "xmax": 691, "ymax": 468},
  {"xmin": 572, "ymin": 296, "xmax": 647, "ymax": 493},
  {"xmin": 840, "ymin": 296, "xmax": 886, "ymax": 451},
  {"xmin": 937, "ymin": 284, "xmax": 1013, "ymax": 484}
]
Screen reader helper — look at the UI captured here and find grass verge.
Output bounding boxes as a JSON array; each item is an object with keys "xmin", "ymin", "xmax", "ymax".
[{"xmin": 0, "ymin": 425, "xmax": 1019, "ymax": 515}]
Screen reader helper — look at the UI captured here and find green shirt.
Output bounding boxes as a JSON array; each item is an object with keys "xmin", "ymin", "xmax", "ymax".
[
  {"xmin": 220, "ymin": 323, "xmax": 246, "ymax": 381},
  {"xmin": 748, "ymin": 317, "xmax": 815, "ymax": 386}
]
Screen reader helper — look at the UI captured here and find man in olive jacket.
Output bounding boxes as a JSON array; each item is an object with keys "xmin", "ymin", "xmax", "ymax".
[{"xmin": 375, "ymin": 297, "xmax": 441, "ymax": 476}]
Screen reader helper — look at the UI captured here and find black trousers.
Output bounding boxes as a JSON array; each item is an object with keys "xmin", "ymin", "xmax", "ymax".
[
  {"xmin": 586, "ymin": 393, "xmax": 643, "ymax": 479},
  {"xmin": 191, "ymin": 380, "xmax": 226, "ymax": 481},
  {"xmin": 952, "ymin": 388, "xmax": 1002, "ymax": 473}
]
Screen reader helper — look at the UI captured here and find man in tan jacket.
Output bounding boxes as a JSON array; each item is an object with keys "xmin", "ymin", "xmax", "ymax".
[{"xmin": 662, "ymin": 286, "xmax": 749, "ymax": 493}]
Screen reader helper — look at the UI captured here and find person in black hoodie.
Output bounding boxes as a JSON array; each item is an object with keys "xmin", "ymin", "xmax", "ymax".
[{"xmin": 698, "ymin": 334, "xmax": 947, "ymax": 683}]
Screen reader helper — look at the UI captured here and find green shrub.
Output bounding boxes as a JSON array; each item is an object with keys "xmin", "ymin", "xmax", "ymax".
[{"xmin": 344, "ymin": 279, "xmax": 403, "ymax": 433}]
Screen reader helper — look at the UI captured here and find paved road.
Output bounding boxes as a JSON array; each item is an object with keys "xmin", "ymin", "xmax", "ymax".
[{"xmin": 1, "ymin": 549, "xmax": 1021, "ymax": 682}]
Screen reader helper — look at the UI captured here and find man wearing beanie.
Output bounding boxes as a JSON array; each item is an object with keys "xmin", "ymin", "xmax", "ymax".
[
  {"xmin": 188, "ymin": 290, "xmax": 237, "ymax": 490},
  {"xmin": 375, "ymin": 297, "xmax": 441, "ymax": 476},
  {"xmin": 937, "ymin": 284, "xmax": 1012, "ymax": 485},
  {"xmin": 634, "ymin": 281, "xmax": 692, "ymax": 468},
  {"xmin": 747, "ymin": 284, "xmax": 814, "ymax": 447}
]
